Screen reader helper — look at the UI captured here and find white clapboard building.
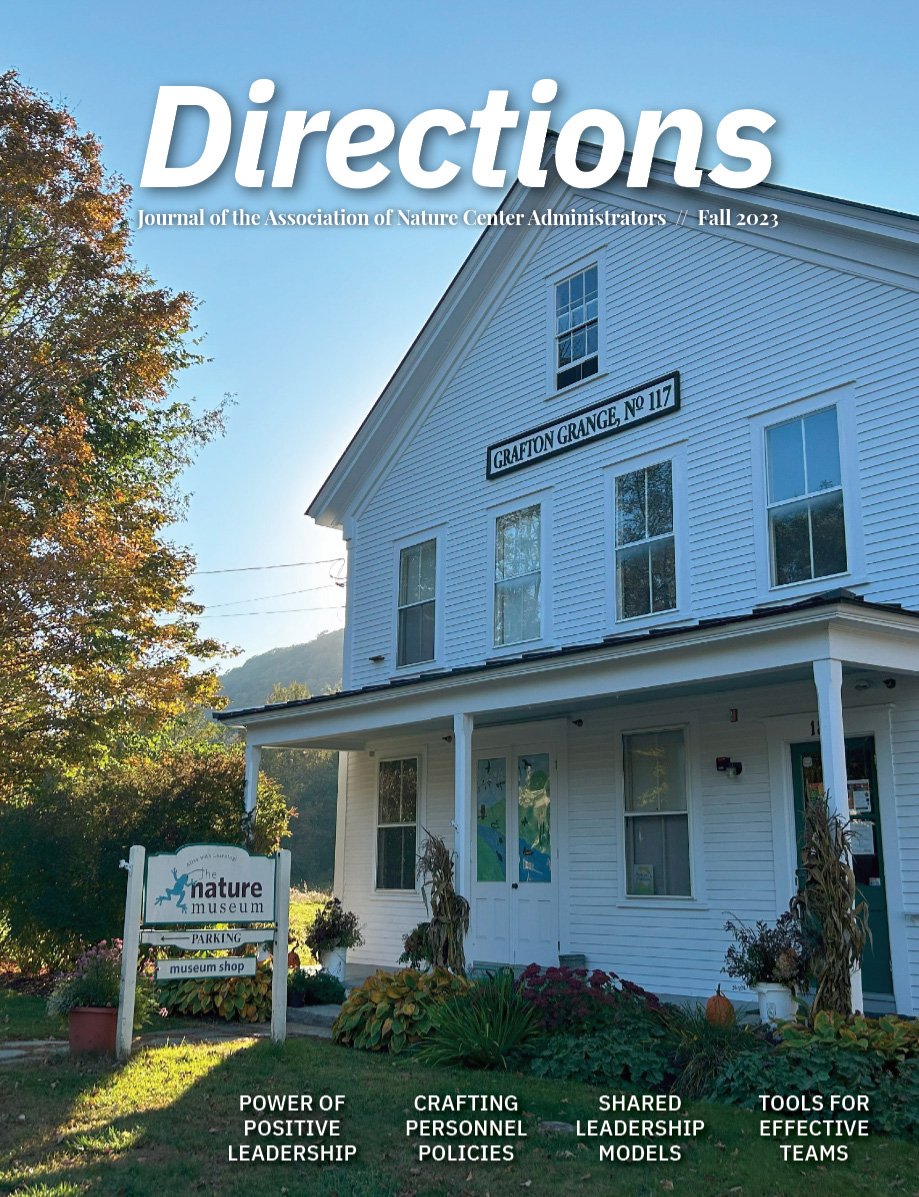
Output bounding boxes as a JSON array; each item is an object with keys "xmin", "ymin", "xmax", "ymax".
[{"xmin": 218, "ymin": 142, "xmax": 919, "ymax": 1014}]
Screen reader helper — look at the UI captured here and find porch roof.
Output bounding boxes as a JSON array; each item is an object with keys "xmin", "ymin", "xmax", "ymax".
[{"xmin": 215, "ymin": 591, "xmax": 919, "ymax": 749}]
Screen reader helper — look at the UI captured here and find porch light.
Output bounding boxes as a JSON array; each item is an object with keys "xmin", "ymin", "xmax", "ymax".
[{"xmin": 716, "ymin": 757, "xmax": 743, "ymax": 778}]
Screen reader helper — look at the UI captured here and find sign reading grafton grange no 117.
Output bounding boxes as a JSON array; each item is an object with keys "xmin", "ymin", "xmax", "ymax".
[
  {"xmin": 487, "ymin": 371, "xmax": 680, "ymax": 479},
  {"xmin": 144, "ymin": 844, "xmax": 276, "ymax": 925}
]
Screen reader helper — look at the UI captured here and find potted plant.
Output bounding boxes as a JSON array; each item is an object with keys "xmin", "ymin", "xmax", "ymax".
[
  {"xmin": 723, "ymin": 913, "xmax": 814, "ymax": 1024},
  {"xmin": 304, "ymin": 899, "xmax": 363, "ymax": 983},
  {"xmin": 47, "ymin": 939, "xmax": 158, "ymax": 1055}
]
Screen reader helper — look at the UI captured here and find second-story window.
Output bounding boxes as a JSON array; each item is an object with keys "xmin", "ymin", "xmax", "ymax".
[
  {"xmin": 615, "ymin": 461, "xmax": 676, "ymax": 619},
  {"xmin": 766, "ymin": 406, "xmax": 847, "ymax": 586},
  {"xmin": 494, "ymin": 504, "xmax": 541, "ymax": 646},
  {"xmin": 555, "ymin": 265, "xmax": 598, "ymax": 390},
  {"xmin": 397, "ymin": 539, "xmax": 436, "ymax": 666}
]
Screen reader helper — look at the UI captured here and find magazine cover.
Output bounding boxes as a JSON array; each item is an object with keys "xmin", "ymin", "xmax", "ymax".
[{"xmin": 3, "ymin": 3, "xmax": 919, "ymax": 1195}]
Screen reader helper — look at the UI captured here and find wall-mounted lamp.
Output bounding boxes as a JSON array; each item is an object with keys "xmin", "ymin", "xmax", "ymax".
[
  {"xmin": 716, "ymin": 756, "xmax": 743, "ymax": 778},
  {"xmin": 571, "ymin": 718, "xmax": 584, "ymax": 727}
]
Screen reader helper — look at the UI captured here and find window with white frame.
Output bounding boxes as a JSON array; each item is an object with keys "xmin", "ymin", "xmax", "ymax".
[
  {"xmin": 765, "ymin": 406, "xmax": 847, "ymax": 586},
  {"xmin": 614, "ymin": 460, "xmax": 676, "ymax": 619},
  {"xmin": 623, "ymin": 729, "xmax": 690, "ymax": 897},
  {"xmin": 376, "ymin": 757, "xmax": 417, "ymax": 890},
  {"xmin": 397, "ymin": 539, "xmax": 436, "ymax": 666},
  {"xmin": 555, "ymin": 265, "xmax": 598, "ymax": 390},
  {"xmin": 494, "ymin": 504, "xmax": 541, "ymax": 646}
]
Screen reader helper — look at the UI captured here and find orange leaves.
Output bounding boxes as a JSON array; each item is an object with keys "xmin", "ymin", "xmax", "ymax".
[{"xmin": 0, "ymin": 71, "xmax": 225, "ymax": 790}]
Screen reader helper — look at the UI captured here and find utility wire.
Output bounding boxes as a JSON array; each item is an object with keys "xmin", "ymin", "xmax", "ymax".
[
  {"xmin": 198, "ymin": 604, "xmax": 346, "ymax": 619},
  {"xmin": 202, "ymin": 582, "xmax": 343, "ymax": 609},
  {"xmin": 192, "ymin": 557, "xmax": 344, "ymax": 576}
]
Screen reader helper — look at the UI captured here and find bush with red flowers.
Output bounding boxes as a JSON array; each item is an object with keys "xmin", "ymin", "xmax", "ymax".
[{"xmin": 518, "ymin": 963, "xmax": 662, "ymax": 1033}]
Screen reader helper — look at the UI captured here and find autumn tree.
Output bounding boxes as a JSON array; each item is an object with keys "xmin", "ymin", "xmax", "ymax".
[{"xmin": 0, "ymin": 70, "xmax": 225, "ymax": 794}]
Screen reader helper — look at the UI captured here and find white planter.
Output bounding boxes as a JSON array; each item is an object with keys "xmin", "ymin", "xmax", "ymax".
[
  {"xmin": 319, "ymin": 946, "xmax": 347, "ymax": 983},
  {"xmin": 756, "ymin": 982, "xmax": 796, "ymax": 1024}
]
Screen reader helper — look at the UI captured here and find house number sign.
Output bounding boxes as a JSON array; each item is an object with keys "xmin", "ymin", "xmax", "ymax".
[{"xmin": 486, "ymin": 371, "xmax": 681, "ymax": 479}]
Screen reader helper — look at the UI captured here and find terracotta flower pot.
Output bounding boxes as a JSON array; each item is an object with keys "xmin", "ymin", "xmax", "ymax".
[{"xmin": 68, "ymin": 1006, "xmax": 118, "ymax": 1056}]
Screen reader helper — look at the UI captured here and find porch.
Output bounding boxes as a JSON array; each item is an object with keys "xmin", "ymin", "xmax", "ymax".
[{"xmin": 217, "ymin": 593, "xmax": 919, "ymax": 1016}]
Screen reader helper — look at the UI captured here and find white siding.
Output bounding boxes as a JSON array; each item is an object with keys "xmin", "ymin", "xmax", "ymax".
[
  {"xmin": 345, "ymin": 196, "xmax": 919, "ymax": 688},
  {"xmin": 338, "ymin": 678, "xmax": 919, "ymax": 1011}
]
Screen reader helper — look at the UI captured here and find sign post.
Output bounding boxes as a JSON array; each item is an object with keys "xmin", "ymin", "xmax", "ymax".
[
  {"xmin": 117, "ymin": 844, "xmax": 146, "ymax": 1060},
  {"xmin": 271, "ymin": 847, "xmax": 291, "ymax": 1044},
  {"xmin": 117, "ymin": 843, "xmax": 291, "ymax": 1059}
]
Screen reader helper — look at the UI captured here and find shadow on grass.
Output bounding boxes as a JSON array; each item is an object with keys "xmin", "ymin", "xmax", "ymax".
[{"xmin": 2, "ymin": 1035, "xmax": 918, "ymax": 1197}]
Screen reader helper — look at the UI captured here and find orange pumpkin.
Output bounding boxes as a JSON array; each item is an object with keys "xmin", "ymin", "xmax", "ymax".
[
  {"xmin": 288, "ymin": 950, "xmax": 301, "ymax": 969},
  {"xmin": 705, "ymin": 984, "xmax": 735, "ymax": 1027}
]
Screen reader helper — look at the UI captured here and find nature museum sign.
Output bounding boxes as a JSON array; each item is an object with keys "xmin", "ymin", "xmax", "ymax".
[
  {"xmin": 144, "ymin": 843, "xmax": 276, "ymax": 924},
  {"xmin": 116, "ymin": 843, "xmax": 291, "ymax": 1058}
]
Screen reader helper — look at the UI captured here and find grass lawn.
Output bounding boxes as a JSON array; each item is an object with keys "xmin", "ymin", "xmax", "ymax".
[
  {"xmin": 0, "ymin": 990, "xmax": 51, "ymax": 1041},
  {"xmin": 1, "ymin": 1034, "xmax": 916, "ymax": 1197},
  {"xmin": 288, "ymin": 887, "xmax": 329, "ymax": 964}
]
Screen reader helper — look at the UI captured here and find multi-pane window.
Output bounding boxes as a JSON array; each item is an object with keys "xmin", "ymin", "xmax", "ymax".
[
  {"xmin": 615, "ymin": 461, "xmax": 676, "ymax": 619},
  {"xmin": 624, "ymin": 730, "xmax": 691, "ymax": 897},
  {"xmin": 494, "ymin": 504, "xmax": 541, "ymax": 646},
  {"xmin": 397, "ymin": 539, "xmax": 436, "ymax": 666},
  {"xmin": 766, "ymin": 407, "xmax": 847, "ymax": 586},
  {"xmin": 376, "ymin": 757, "xmax": 417, "ymax": 890},
  {"xmin": 555, "ymin": 265, "xmax": 598, "ymax": 390}
]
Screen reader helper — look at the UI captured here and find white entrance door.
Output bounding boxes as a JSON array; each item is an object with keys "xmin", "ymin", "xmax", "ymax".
[{"xmin": 470, "ymin": 740, "xmax": 558, "ymax": 967}]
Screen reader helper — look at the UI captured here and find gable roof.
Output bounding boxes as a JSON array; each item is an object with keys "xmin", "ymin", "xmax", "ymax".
[{"xmin": 307, "ymin": 137, "xmax": 919, "ymax": 531}]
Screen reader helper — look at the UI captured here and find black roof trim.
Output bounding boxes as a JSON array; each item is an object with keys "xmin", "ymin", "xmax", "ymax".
[{"xmin": 213, "ymin": 591, "xmax": 917, "ymax": 723}]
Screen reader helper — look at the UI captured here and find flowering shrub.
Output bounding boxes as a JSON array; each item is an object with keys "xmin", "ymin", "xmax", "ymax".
[
  {"xmin": 47, "ymin": 939, "xmax": 160, "ymax": 1026},
  {"xmin": 518, "ymin": 964, "xmax": 662, "ymax": 1033}
]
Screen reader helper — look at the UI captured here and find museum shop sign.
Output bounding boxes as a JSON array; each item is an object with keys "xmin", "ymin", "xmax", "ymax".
[
  {"xmin": 116, "ymin": 843, "xmax": 291, "ymax": 1058},
  {"xmin": 486, "ymin": 371, "xmax": 680, "ymax": 479}
]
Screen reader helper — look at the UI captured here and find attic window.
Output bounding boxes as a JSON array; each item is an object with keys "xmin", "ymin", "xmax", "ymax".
[{"xmin": 555, "ymin": 265, "xmax": 599, "ymax": 390}]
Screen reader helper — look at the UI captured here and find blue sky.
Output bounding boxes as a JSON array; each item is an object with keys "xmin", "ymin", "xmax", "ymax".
[{"xmin": 7, "ymin": 1, "xmax": 918, "ymax": 666}]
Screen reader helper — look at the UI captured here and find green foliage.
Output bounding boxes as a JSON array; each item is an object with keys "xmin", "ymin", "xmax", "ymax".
[
  {"xmin": 332, "ymin": 967, "xmax": 468, "ymax": 1054},
  {"xmin": 527, "ymin": 1002, "xmax": 671, "ymax": 1089},
  {"xmin": 416, "ymin": 833, "xmax": 470, "ymax": 974},
  {"xmin": 0, "ymin": 743, "xmax": 290, "ymax": 971},
  {"xmin": 789, "ymin": 789, "xmax": 870, "ymax": 1017},
  {"xmin": 416, "ymin": 968, "xmax": 539, "ymax": 1070},
  {"xmin": 260, "ymin": 747, "xmax": 338, "ymax": 889},
  {"xmin": 710, "ymin": 1043, "xmax": 919, "ymax": 1139},
  {"xmin": 287, "ymin": 968, "xmax": 346, "ymax": 1006},
  {"xmin": 778, "ymin": 1009, "xmax": 919, "ymax": 1061},
  {"xmin": 158, "ymin": 960, "xmax": 272, "ymax": 1022},
  {"xmin": 663, "ymin": 1004, "xmax": 769, "ymax": 1098},
  {"xmin": 304, "ymin": 898, "xmax": 364, "ymax": 956},
  {"xmin": 398, "ymin": 922, "xmax": 433, "ymax": 970}
]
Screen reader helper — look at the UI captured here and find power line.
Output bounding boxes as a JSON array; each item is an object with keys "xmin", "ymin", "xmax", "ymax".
[
  {"xmin": 198, "ymin": 604, "xmax": 346, "ymax": 619},
  {"xmin": 203, "ymin": 583, "xmax": 343, "ymax": 609},
  {"xmin": 192, "ymin": 557, "xmax": 344, "ymax": 576}
]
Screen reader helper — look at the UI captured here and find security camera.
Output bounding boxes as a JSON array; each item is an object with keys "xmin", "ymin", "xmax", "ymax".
[{"xmin": 883, "ymin": 678, "xmax": 897, "ymax": 690}]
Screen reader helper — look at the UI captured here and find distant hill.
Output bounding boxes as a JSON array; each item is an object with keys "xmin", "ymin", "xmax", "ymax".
[{"xmin": 220, "ymin": 628, "xmax": 344, "ymax": 710}]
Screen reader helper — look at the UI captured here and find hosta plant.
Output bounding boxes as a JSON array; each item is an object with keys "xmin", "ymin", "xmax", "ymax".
[
  {"xmin": 778, "ymin": 1010, "xmax": 919, "ymax": 1061},
  {"xmin": 159, "ymin": 960, "xmax": 272, "ymax": 1022},
  {"xmin": 332, "ymin": 967, "xmax": 468, "ymax": 1054}
]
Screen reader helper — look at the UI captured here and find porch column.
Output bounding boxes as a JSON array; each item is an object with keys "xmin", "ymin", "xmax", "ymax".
[
  {"xmin": 452, "ymin": 713, "xmax": 473, "ymax": 903},
  {"xmin": 813, "ymin": 657, "xmax": 864, "ymax": 1013},
  {"xmin": 244, "ymin": 743, "xmax": 261, "ymax": 817}
]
